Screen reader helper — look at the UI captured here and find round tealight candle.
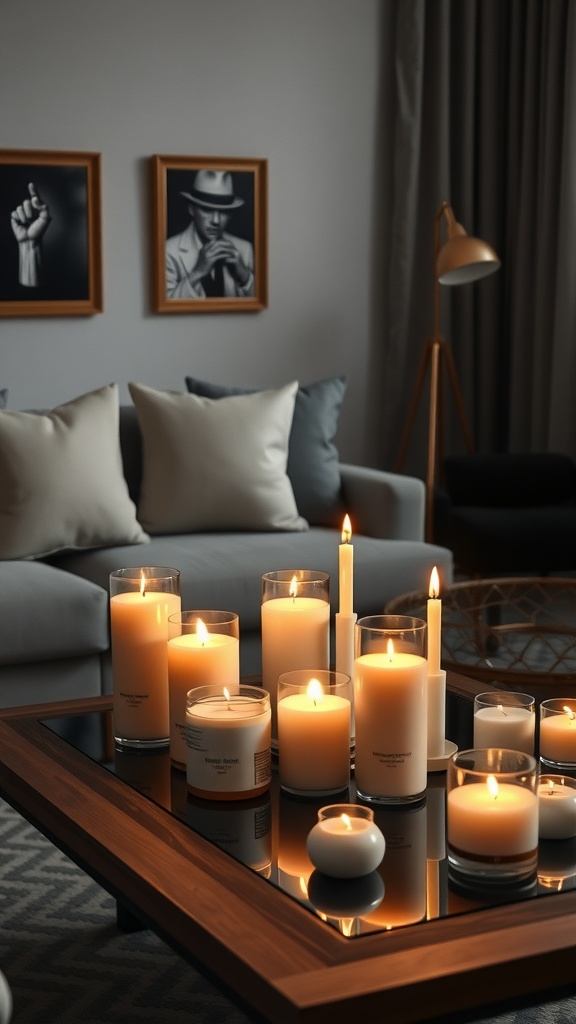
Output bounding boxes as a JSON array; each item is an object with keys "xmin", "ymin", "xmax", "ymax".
[
  {"xmin": 306, "ymin": 805, "xmax": 385, "ymax": 879},
  {"xmin": 538, "ymin": 775, "xmax": 576, "ymax": 840}
]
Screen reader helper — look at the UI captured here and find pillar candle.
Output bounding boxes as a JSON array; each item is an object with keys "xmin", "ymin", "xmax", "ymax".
[
  {"xmin": 168, "ymin": 619, "xmax": 239, "ymax": 768},
  {"xmin": 540, "ymin": 706, "xmax": 576, "ymax": 766},
  {"xmin": 448, "ymin": 776, "xmax": 538, "ymax": 859},
  {"xmin": 261, "ymin": 574, "xmax": 330, "ymax": 737},
  {"xmin": 354, "ymin": 641, "xmax": 427, "ymax": 801},
  {"xmin": 277, "ymin": 678, "xmax": 350, "ymax": 794},
  {"xmin": 186, "ymin": 686, "xmax": 271, "ymax": 800},
  {"xmin": 111, "ymin": 585, "xmax": 181, "ymax": 743},
  {"xmin": 474, "ymin": 705, "xmax": 535, "ymax": 754}
]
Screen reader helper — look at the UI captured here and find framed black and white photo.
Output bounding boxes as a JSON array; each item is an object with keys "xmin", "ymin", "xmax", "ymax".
[
  {"xmin": 0, "ymin": 150, "xmax": 103, "ymax": 317},
  {"xmin": 151, "ymin": 155, "xmax": 268, "ymax": 313}
]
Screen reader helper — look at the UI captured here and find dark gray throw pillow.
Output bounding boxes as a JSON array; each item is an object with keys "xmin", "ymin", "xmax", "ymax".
[{"xmin": 185, "ymin": 375, "xmax": 347, "ymax": 526}]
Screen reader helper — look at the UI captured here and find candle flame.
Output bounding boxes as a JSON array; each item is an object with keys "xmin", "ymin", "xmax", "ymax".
[
  {"xmin": 341, "ymin": 514, "xmax": 352, "ymax": 544},
  {"xmin": 341, "ymin": 813, "xmax": 353, "ymax": 831},
  {"xmin": 429, "ymin": 565, "xmax": 440, "ymax": 600},
  {"xmin": 139, "ymin": 571, "xmax": 147, "ymax": 597},
  {"xmin": 307, "ymin": 678, "xmax": 324, "ymax": 705},
  {"xmin": 289, "ymin": 575, "xmax": 298, "ymax": 600},
  {"xmin": 487, "ymin": 775, "xmax": 499, "ymax": 800},
  {"xmin": 223, "ymin": 687, "xmax": 231, "ymax": 707},
  {"xmin": 497, "ymin": 704, "xmax": 508, "ymax": 717},
  {"xmin": 563, "ymin": 705, "xmax": 575, "ymax": 722},
  {"xmin": 546, "ymin": 778, "xmax": 558, "ymax": 796},
  {"xmin": 387, "ymin": 638, "xmax": 395, "ymax": 662},
  {"xmin": 196, "ymin": 618, "xmax": 208, "ymax": 645}
]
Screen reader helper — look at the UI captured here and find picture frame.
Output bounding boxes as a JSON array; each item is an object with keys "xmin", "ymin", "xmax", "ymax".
[
  {"xmin": 151, "ymin": 155, "xmax": 268, "ymax": 313},
  {"xmin": 0, "ymin": 149, "xmax": 103, "ymax": 317}
]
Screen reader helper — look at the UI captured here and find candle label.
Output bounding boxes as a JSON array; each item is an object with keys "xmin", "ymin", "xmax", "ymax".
[{"xmin": 186, "ymin": 718, "xmax": 271, "ymax": 794}]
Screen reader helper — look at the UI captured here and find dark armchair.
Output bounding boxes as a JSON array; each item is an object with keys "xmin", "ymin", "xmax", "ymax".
[{"xmin": 433, "ymin": 452, "xmax": 576, "ymax": 576}]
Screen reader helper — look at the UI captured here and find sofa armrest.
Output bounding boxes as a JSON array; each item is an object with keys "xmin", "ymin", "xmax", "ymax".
[{"xmin": 339, "ymin": 464, "xmax": 425, "ymax": 541}]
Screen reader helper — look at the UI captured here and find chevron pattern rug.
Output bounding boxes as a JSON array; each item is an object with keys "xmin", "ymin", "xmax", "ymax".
[{"xmin": 1, "ymin": 797, "xmax": 575, "ymax": 1024}]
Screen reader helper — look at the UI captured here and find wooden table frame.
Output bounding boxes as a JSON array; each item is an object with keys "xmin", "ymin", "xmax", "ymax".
[{"xmin": 1, "ymin": 671, "xmax": 575, "ymax": 1024}]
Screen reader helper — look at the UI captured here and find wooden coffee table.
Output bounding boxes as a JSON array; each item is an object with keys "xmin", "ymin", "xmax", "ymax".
[{"xmin": 1, "ymin": 672, "xmax": 576, "ymax": 1024}]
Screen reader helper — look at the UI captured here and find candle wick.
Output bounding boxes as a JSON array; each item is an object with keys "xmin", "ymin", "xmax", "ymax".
[{"xmin": 497, "ymin": 705, "xmax": 507, "ymax": 716}]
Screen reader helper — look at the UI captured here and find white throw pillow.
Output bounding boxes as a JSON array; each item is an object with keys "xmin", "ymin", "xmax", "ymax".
[
  {"xmin": 0, "ymin": 384, "xmax": 149, "ymax": 559},
  {"xmin": 128, "ymin": 381, "xmax": 309, "ymax": 534}
]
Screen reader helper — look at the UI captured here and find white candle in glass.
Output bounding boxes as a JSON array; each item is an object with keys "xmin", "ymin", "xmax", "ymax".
[
  {"xmin": 474, "ymin": 703, "xmax": 535, "ymax": 754},
  {"xmin": 277, "ymin": 677, "xmax": 350, "ymax": 794},
  {"xmin": 448, "ymin": 775, "xmax": 538, "ymax": 858},
  {"xmin": 538, "ymin": 775, "xmax": 576, "ymax": 839}
]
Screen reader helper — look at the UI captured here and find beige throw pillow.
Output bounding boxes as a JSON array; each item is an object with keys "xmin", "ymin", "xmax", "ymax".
[
  {"xmin": 0, "ymin": 384, "xmax": 149, "ymax": 559},
  {"xmin": 128, "ymin": 381, "xmax": 308, "ymax": 534}
]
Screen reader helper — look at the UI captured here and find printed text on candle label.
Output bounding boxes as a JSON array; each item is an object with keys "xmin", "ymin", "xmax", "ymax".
[{"xmin": 374, "ymin": 751, "xmax": 411, "ymax": 766}]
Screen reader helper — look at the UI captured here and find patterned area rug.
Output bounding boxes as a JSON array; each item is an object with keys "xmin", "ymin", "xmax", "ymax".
[{"xmin": 1, "ymin": 798, "xmax": 575, "ymax": 1024}]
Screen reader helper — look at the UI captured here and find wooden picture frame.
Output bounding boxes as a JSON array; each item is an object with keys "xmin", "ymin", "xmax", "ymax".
[
  {"xmin": 151, "ymin": 155, "xmax": 267, "ymax": 313},
  {"xmin": 0, "ymin": 149, "xmax": 103, "ymax": 317}
]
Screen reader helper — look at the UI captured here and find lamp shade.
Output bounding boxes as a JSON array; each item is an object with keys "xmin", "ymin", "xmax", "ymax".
[{"xmin": 436, "ymin": 210, "xmax": 500, "ymax": 285}]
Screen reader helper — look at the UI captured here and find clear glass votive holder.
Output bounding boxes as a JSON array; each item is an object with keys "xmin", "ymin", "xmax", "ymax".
[
  {"xmin": 186, "ymin": 684, "xmax": 271, "ymax": 801},
  {"xmin": 277, "ymin": 670, "xmax": 351, "ymax": 796},
  {"xmin": 167, "ymin": 611, "xmax": 240, "ymax": 770},
  {"xmin": 261, "ymin": 570, "xmax": 330, "ymax": 745},
  {"xmin": 110, "ymin": 566, "xmax": 181, "ymax": 748},
  {"xmin": 353, "ymin": 615, "xmax": 427, "ymax": 805},
  {"xmin": 473, "ymin": 690, "xmax": 535, "ymax": 755},
  {"xmin": 306, "ymin": 804, "xmax": 386, "ymax": 879},
  {"xmin": 539, "ymin": 698, "xmax": 576, "ymax": 771},
  {"xmin": 447, "ymin": 748, "xmax": 539, "ymax": 887}
]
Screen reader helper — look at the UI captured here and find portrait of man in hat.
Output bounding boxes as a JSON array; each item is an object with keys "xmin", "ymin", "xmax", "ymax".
[{"xmin": 165, "ymin": 168, "xmax": 254, "ymax": 300}]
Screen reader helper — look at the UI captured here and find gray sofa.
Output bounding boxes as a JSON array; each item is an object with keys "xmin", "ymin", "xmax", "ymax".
[{"xmin": 0, "ymin": 384, "xmax": 453, "ymax": 708}]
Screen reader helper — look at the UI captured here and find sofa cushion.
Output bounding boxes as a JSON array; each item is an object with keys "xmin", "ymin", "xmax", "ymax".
[
  {"xmin": 0, "ymin": 560, "xmax": 109, "ymax": 665},
  {"xmin": 0, "ymin": 384, "xmax": 149, "ymax": 559},
  {"xmin": 129, "ymin": 381, "xmax": 308, "ymax": 534},
  {"xmin": 186, "ymin": 375, "xmax": 347, "ymax": 526},
  {"xmin": 0, "ymin": 389, "xmax": 7, "ymax": 409}
]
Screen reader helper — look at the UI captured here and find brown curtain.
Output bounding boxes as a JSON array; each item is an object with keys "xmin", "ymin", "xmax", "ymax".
[{"xmin": 374, "ymin": 0, "xmax": 576, "ymax": 479}]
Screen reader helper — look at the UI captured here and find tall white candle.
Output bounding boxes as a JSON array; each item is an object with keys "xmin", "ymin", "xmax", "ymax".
[
  {"xmin": 111, "ymin": 578, "xmax": 181, "ymax": 743},
  {"xmin": 277, "ymin": 678, "xmax": 350, "ymax": 794},
  {"xmin": 354, "ymin": 641, "xmax": 427, "ymax": 801},
  {"xmin": 339, "ymin": 514, "xmax": 354, "ymax": 616},
  {"xmin": 168, "ymin": 618, "xmax": 239, "ymax": 768},
  {"xmin": 427, "ymin": 566, "xmax": 441, "ymax": 675}
]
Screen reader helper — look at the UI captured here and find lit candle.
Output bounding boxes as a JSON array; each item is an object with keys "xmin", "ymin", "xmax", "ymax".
[
  {"xmin": 277, "ymin": 675, "xmax": 351, "ymax": 794},
  {"xmin": 427, "ymin": 566, "xmax": 441, "ymax": 675},
  {"xmin": 473, "ymin": 703, "xmax": 535, "ymax": 754},
  {"xmin": 540, "ymin": 704, "xmax": 576, "ymax": 767},
  {"xmin": 306, "ymin": 805, "xmax": 385, "ymax": 878},
  {"xmin": 447, "ymin": 774, "xmax": 538, "ymax": 860},
  {"xmin": 538, "ymin": 775, "xmax": 576, "ymax": 840},
  {"xmin": 186, "ymin": 685, "xmax": 271, "ymax": 800},
  {"xmin": 168, "ymin": 614, "xmax": 239, "ymax": 768},
  {"xmin": 110, "ymin": 569, "xmax": 181, "ymax": 745},
  {"xmin": 261, "ymin": 571, "xmax": 330, "ymax": 740},
  {"xmin": 339, "ymin": 514, "xmax": 353, "ymax": 616},
  {"xmin": 354, "ymin": 625, "xmax": 427, "ymax": 802}
]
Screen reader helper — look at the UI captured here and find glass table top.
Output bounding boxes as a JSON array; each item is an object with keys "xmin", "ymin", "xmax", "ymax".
[{"xmin": 43, "ymin": 688, "xmax": 576, "ymax": 940}]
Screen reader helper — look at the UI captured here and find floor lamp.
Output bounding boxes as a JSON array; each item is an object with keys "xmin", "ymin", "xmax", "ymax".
[{"xmin": 394, "ymin": 201, "xmax": 500, "ymax": 542}]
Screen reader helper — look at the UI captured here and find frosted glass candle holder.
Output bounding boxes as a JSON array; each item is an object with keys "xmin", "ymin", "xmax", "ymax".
[
  {"xmin": 110, "ymin": 566, "xmax": 181, "ymax": 748},
  {"xmin": 447, "ymin": 748, "xmax": 538, "ymax": 886},
  {"xmin": 539, "ymin": 698, "xmax": 576, "ymax": 770},
  {"xmin": 277, "ymin": 670, "xmax": 351, "ymax": 796},
  {"xmin": 354, "ymin": 615, "xmax": 427, "ymax": 805},
  {"xmin": 167, "ymin": 610, "xmax": 239, "ymax": 769},
  {"xmin": 473, "ymin": 691, "xmax": 535, "ymax": 755}
]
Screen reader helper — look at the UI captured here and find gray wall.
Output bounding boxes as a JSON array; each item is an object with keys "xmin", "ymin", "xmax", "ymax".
[{"xmin": 0, "ymin": 0, "xmax": 384, "ymax": 466}]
